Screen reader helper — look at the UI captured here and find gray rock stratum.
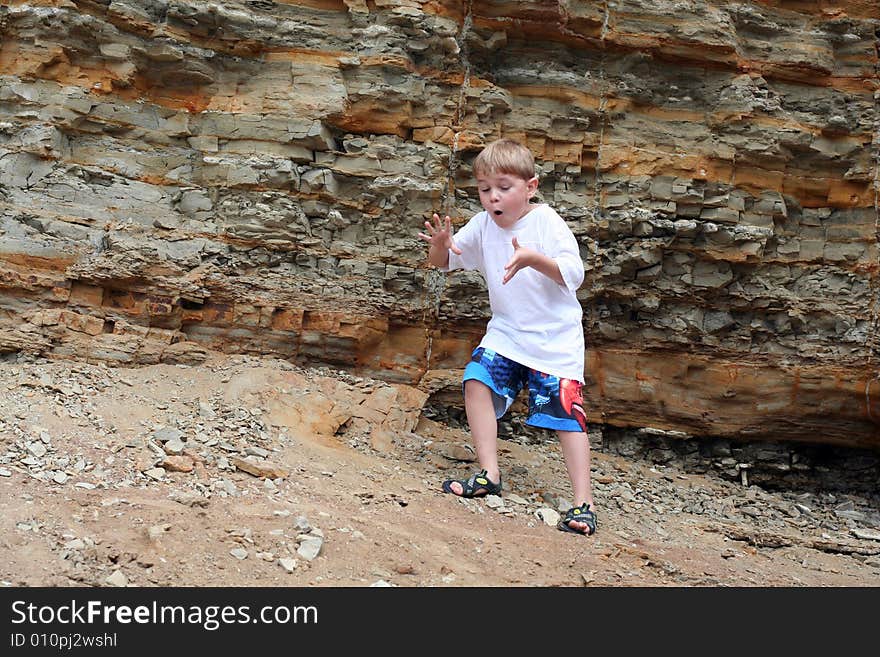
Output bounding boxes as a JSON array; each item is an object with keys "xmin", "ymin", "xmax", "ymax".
[{"xmin": 0, "ymin": 0, "xmax": 878, "ymax": 449}]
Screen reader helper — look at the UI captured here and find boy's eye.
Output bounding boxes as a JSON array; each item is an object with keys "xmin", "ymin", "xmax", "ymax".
[{"xmin": 479, "ymin": 188, "xmax": 489, "ymax": 193}]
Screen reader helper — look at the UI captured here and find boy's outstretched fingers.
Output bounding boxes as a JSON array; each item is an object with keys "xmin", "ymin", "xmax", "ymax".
[
  {"xmin": 418, "ymin": 214, "xmax": 461, "ymax": 253},
  {"xmin": 417, "ymin": 213, "xmax": 441, "ymax": 242}
]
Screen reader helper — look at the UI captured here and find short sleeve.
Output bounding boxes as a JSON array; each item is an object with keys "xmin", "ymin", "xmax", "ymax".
[
  {"xmin": 442, "ymin": 213, "xmax": 484, "ymax": 272},
  {"xmin": 547, "ymin": 214, "xmax": 584, "ymax": 292}
]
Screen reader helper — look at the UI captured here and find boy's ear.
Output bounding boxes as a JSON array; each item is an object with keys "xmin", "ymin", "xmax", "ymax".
[{"xmin": 527, "ymin": 176, "xmax": 539, "ymax": 197}]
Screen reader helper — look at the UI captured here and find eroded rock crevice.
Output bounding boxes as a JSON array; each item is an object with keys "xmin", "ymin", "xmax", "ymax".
[{"xmin": 0, "ymin": 1, "xmax": 878, "ymax": 448}]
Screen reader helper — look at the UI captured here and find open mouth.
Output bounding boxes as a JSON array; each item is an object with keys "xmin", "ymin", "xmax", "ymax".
[{"xmin": 493, "ymin": 210, "xmax": 503, "ymax": 216}]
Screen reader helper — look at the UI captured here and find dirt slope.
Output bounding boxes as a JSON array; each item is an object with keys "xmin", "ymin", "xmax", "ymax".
[{"xmin": 1, "ymin": 354, "xmax": 878, "ymax": 588}]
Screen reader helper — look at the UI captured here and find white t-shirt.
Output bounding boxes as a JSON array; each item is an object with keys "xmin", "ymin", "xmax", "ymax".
[{"xmin": 444, "ymin": 204, "xmax": 586, "ymax": 382}]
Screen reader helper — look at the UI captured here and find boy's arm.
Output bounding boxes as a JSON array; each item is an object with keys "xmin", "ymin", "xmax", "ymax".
[
  {"xmin": 427, "ymin": 241, "xmax": 451, "ymax": 268},
  {"xmin": 503, "ymin": 237, "xmax": 565, "ymax": 285},
  {"xmin": 509, "ymin": 213, "xmax": 584, "ymax": 290},
  {"xmin": 418, "ymin": 213, "xmax": 462, "ymax": 268}
]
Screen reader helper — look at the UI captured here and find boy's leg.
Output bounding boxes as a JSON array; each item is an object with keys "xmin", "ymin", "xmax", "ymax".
[
  {"xmin": 557, "ymin": 429, "xmax": 594, "ymax": 512},
  {"xmin": 445, "ymin": 348, "xmax": 521, "ymax": 495},
  {"xmin": 445, "ymin": 379, "xmax": 501, "ymax": 495},
  {"xmin": 524, "ymin": 373, "xmax": 596, "ymax": 532},
  {"xmin": 558, "ymin": 430, "xmax": 596, "ymax": 534}
]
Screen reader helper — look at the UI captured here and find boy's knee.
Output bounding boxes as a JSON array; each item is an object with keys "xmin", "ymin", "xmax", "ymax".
[
  {"xmin": 464, "ymin": 379, "xmax": 491, "ymax": 396},
  {"xmin": 557, "ymin": 429, "xmax": 589, "ymax": 443}
]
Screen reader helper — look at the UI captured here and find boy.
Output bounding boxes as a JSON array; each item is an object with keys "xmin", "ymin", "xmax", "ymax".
[{"xmin": 417, "ymin": 138, "xmax": 596, "ymax": 536}]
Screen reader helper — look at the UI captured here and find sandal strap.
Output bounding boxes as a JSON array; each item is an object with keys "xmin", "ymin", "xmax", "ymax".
[
  {"xmin": 463, "ymin": 470, "xmax": 501, "ymax": 495},
  {"xmin": 562, "ymin": 503, "xmax": 597, "ymax": 534},
  {"xmin": 563, "ymin": 502, "xmax": 592, "ymax": 519},
  {"xmin": 443, "ymin": 469, "xmax": 502, "ymax": 497}
]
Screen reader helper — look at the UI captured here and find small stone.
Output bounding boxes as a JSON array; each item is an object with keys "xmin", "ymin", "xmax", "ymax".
[
  {"xmin": 297, "ymin": 536, "xmax": 323, "ymax": 561},
  {"xmin": 64, "ymin": 538, "xmax": 85, "ymax": 550},
  {"xmin": 555, "ymin": 498, "xmax": 573, "ymax": 514},
  {"xmin": 105, "ymin": 570, "xmax": 128, "ymax": 587},
  {"xmin": 370, "ymin": 579, "xmax": 394, "ymax": 587},
  {"xmin": 852, "ymin": 528, "xmax": 880, "ymax": 542},
  {"xmin": 153, "ymin": 428, "xmax": 183, "ymax": 443},
  {"xmin": 231, "ymin": 456, "xmax": 289, "ymax": 479},
  {"xmin": 0, "ymin": 468, "xmax": 11, "ymax": 477},
  {"xmin": 170, "ymin": 491, "xmax": 209, "ymax": 507},
  {"xmin": 440, "ymin": 444, "xmax": 476, "ymax": 462},
  {"xmin": 153, "ymin": 216, "xmax": 179, "ymax": 230},
  {"xmin": 535, "ymin": 508, "xmax": 561, "ymax": 526},
  {"xmin": 52, "ymin": 471, "xmax": 68, "ymax": 484},
  {"xmin": 230, "ymin": 548, "xmax": 248, "ymax": 560},
  {"xmin": 26, "ymin": 442, "xmax": 47, "ymax": 458},
  {"xmin": 485, "ymin": 495, "xmax": 504, "ymax": 509},
  {"xmin": 161, "ymin": 455, "xmax": 194, "ymax": 473},
  {"xmin": 143, "ymin": 468, "xmax": 165, "ymax": 481},
  {"xmin": 217, "ymin": 478, "xmax": 237, "ymax": 496},
  {"xmin": 164, "ymin": 439, "xmax": 186, "ymax": 455},
  {"xmin": 278, "ymin": 558, "xmax": 297, "ymax": 573}
]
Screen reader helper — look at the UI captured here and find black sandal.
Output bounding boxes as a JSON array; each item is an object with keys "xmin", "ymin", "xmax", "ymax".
[
  {"xmin": 557, "ymin": 503, "xmax": 597, "ymax": 536},
  {"xmin": 442, "ymin": 469, "xmax": 502, "ymax": 498}
]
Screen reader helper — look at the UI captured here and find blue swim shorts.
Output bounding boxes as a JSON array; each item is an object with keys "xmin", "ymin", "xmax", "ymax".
[{"xmin": 462, "ymin": 347, "xmax": 588, "ymax": 433}]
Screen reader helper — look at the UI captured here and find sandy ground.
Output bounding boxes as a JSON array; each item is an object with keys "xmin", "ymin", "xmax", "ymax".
[{"xmin": 1, "ymin": 353, "xmax": 878, "ymax": 588}]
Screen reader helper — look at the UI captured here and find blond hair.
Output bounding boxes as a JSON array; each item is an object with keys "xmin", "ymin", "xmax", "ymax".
[{"xmin": 473, "ymin": 138, "xmax": 536, "ymax": 181}]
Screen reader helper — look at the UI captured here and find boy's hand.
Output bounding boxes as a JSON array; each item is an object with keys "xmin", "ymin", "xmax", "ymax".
[
  {"xmin": 418, "ymin": 213, "xmax": 462, "ymax": 255},
  {"xmin": 503, "ymin": 236, "xmax": 537, "ymax": 284},
  {"xmin": 504, "ymin": 237, "xmax": 566, "ymax": 285}
]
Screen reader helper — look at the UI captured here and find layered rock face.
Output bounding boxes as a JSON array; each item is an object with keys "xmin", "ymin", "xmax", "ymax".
[{"xmin": 0, "ymin": 1, "xmax": 878, "ymax": 448}]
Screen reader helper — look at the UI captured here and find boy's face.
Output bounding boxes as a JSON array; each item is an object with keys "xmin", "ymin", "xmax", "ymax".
[{"xmin": 476, "ymin": 171, "xmax": 539, "ymax": 229}]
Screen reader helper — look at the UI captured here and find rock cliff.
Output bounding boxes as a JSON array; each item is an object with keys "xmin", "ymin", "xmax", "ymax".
[{"xmin": 1, "ymin": 1, "xmax": 878, "ymax": 447}]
